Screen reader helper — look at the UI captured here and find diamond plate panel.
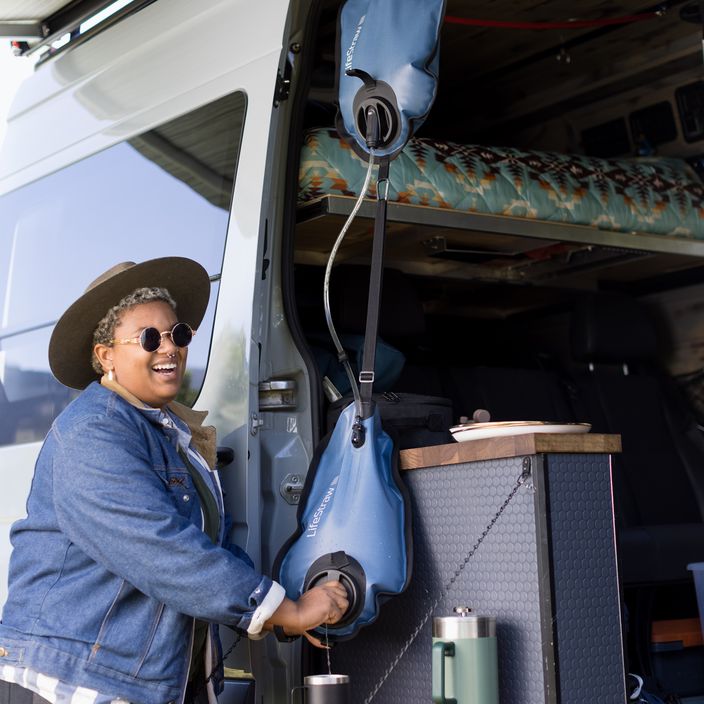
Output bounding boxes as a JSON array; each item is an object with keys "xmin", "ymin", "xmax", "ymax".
[
  {"xmin": 327, "ymin": 456, "xmax": 547, "ymax": 704},
  {"xmin": 547, "ymin": 454, "xmax": 626, "ymax": 703}
]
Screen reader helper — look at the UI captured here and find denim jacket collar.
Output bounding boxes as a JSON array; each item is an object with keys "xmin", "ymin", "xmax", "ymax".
[{"xmin": 100, "ymin": 375, "xmax": 217, "ymax": 469}]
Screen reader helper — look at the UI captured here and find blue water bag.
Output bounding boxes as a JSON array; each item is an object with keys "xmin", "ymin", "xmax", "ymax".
[
  {"xmin": 336, "ymin": 0, "xmax": 446, "ymax": 160},
  {"xmin": 277, "ymin": 403, "xmax": 411, "ymax": 640}
]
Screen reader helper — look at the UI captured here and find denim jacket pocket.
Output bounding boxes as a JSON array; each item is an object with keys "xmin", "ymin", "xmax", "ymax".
[
  {"xmin": 87, "ymin": 580, "xmax": 165, "ymax": 677},
  {"xmin": 157, "ymin": 468, "xmax": 199, "ymax": 522}
]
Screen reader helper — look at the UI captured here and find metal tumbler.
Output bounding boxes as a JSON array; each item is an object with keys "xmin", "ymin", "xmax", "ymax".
[{"xmin": 292, "ymin": 674, "xmax": 350, "ymax": 704}]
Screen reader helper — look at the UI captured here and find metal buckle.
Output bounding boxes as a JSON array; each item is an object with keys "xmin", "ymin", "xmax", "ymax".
[{"xmin": 376, "ymin": 178, "xmax": 389, "ymax": 201}]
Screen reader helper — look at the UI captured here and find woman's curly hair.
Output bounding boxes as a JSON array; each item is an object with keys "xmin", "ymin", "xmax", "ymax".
[{"xmin": 91, "ymin": 287, "xmax": 176, "ymax": 374}]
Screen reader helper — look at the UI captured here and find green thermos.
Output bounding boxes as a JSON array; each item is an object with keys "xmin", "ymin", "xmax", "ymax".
[{"xmin": 432, "ymin": 607, "xmax": 499, "ymax": 704}]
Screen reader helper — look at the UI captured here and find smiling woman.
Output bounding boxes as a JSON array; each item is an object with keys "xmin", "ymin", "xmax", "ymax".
[
  {"xmin": 46, "ymin": 258, "xmax": 210, "ymax": 406},
  {"xmin": 96, "ymin": 299, "xmax": 193, "ymax": 409},
  {"xmin": 0, "ymin": 257, "xmax": 349, "ymax": 704}
]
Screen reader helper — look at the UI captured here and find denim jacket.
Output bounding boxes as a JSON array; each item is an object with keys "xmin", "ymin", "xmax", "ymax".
[{"xmin": 0, "ymin": 382, "xmax": 276, "ymax": 704}]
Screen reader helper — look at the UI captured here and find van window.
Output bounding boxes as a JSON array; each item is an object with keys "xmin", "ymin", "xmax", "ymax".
[{"xmin": 0, "ymin": 91, "xmax": 246, "ymax": 446}]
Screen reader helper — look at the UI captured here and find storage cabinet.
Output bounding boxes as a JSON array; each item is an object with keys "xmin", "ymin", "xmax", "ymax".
[{"xmin": 330, "ymin": 433, "xmax": 625, "ymax": 704}]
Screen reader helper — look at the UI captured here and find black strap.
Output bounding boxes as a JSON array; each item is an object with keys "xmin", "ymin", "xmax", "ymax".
[
  {"xmin": 273, "ymin": 624, "xmax": 300, "ymax": 642},
  {"xmin": 176, "ymin": 449, "xmax": 221, "ymax": 682},
  {"xmin": 178, "ymin": 448, "xmax": 220, "ymax": 545},
  {"xmin": 359, "ymin": 157, "xmax": 390, "ymax": 419}
]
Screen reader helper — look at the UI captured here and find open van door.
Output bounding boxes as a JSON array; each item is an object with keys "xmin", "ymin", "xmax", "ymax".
[{"xmin": 0, "ymin": 1, "xmax": 301, "ymax": 701}]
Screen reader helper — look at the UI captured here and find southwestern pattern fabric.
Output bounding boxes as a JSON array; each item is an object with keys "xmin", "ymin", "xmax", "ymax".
[{"xmin": 298, "ymin": 128, "xmax": 704, "ymax": 239}]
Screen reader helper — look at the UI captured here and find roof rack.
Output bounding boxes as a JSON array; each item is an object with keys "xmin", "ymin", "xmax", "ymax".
[{"xmin": 0, "ymin": 0, "xmax": 155, "ymax": 64}]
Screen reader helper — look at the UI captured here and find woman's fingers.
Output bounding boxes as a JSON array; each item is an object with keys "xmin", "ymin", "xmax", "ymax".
[
  {"xmin": 303, "ymin": 631, "xmax": 329, "ymax": 649},
  {"xmin": 319, "ymin": 581, "xmax": 349, "ymax": 621}
]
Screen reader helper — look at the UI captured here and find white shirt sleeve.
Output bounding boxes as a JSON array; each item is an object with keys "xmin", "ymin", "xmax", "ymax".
[{"xmin": 246, "ymin": 581, "xmax": 286, "ymax": 636}]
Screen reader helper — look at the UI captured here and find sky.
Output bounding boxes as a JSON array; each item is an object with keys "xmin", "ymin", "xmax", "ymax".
[{"xmin": 0, "ymin": 43, "xmax": 36, "ymax": 149}]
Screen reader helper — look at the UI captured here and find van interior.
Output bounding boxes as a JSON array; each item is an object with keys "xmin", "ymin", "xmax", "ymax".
[
  {"xmin": 286, "ymin": 0, "xmax": 704, "ymax": 699},
  {"xmin": 2, "ymin": 0, "xmax": 703, "ymax": 698}
]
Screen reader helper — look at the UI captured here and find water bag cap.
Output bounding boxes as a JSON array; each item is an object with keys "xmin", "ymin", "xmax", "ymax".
[{"xmin": 303, "ymin": 551, "xmax": 367, "ymax": 629}]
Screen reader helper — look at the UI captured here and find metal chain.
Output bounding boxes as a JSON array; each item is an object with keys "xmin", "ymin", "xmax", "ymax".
[
  {"xmin": 193, "ymin": 632, "xmax": 243, "ymax": 698},
  {"xmin": 362, "ymin": 464, "xmax": 532, "ymax": 704}
]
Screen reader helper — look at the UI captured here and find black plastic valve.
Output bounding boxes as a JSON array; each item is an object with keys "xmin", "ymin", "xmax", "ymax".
[{"xmin": 304, "ymin": 551, "xmax": 367, "ymax": 628}]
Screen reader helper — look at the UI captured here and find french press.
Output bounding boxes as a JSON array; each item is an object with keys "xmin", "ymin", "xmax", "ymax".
[{"xmin": 432, "ymin": 607, "xmax": 499, "ymax": 704}]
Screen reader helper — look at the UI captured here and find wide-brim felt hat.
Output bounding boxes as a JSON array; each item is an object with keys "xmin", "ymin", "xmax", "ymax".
[{"xmin": 49, "ymin": 257, "xmax": 211, "ymax": 390}]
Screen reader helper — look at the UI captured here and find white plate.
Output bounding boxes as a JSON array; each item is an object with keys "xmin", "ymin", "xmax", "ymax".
[{"xmin": 450, "ymin": 420, "xmax": 591, "ymax": 442}]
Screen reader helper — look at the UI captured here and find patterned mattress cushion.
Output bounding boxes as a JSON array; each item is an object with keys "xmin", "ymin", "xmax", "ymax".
[{"xmin": 298, "ymin": 128, "xmax": 704, "ymax": 239}]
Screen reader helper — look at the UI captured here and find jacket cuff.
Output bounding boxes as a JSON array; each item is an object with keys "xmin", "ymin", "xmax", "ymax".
[{"xmin": 246, "ymin": 581, "xmax": 286, "ymax": 636}]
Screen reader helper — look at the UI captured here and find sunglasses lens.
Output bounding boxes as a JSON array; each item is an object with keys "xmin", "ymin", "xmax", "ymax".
[
  {"xmin": 171, "ymin": 323, "xmax": 193, "ymax": 348},
  {"xmin": 140, "ymin": 327, "xmax": 162, "ymax": 352}
]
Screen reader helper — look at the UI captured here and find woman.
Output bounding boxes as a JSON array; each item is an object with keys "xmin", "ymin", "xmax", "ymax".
[{"xmin": 0, "ymin": 257, "xmax": 348, "ymax": 704}]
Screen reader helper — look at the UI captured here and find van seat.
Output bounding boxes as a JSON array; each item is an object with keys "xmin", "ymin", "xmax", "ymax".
[
  {"xmin": 393, "ymin": 364, "xmax": 446, "ymax": 399},
  {"xmin": 444, "ymin": 365, "xmax": 578, "ymax": 424},
  {"xmin": 331, "ymin": 266, "xmax": 426, "ymax": 342},
  {"xmin": 324, "ymin": 265, "xmax": 449, "ymax": 399},
  {"xmin": 569, "ymin": 292, "xmax": 704, "ymax": 584}
]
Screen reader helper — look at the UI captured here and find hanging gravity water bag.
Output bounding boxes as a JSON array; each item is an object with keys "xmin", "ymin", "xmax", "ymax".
[
  {"xmin": 275, "ymin": 0, "xmax": 445, "ymax": 641},
  {"xmin": 276, "ymin": 403, "xmax": 411, "ymax": 640},
  {"xmin": 336, "ymin": 0, "xmax": 446, "ymax": 159}
]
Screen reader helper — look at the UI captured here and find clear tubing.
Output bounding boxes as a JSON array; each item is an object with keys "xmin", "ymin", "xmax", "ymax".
[{"xmin": 323, "ymin": 151, "xmax": 376, "ymax": 412}]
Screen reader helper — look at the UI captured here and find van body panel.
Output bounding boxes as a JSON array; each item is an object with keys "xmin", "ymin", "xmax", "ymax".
[
  {"xmin": 0, "ymin": 0, "xmax": 291, "ymax": 194},
  {"xmin": 0, "ymin": 441, "xmax": 41, "ymax": 605},
  {"xmin": 0, "ymin": 0, "xmax": 293, "ymax": 674}
]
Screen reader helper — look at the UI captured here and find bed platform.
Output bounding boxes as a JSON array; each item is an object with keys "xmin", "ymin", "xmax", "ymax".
[{"xmin": 296, "ymin": 128, "xmax": 704, "ymax": 287}]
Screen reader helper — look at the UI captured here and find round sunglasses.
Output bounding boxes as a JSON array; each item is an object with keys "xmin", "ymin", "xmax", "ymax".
[{"xmin": 111, "ymin": 322, "xmax": 195, "ymax": 352}]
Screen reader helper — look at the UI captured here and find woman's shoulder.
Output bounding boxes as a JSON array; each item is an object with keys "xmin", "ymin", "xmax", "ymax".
[{"xmin": 53, "ymin": 381, "xmax": 145, "ymax": 436}]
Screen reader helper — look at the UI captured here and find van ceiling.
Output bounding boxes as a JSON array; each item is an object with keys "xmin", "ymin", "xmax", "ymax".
[
  {"xmin": 313, "ymin": 1, "xmax": 701, "ymax": 146},
  {"xmin": 430, "ymin": 0, "xmax": 702, "ymax": 141}
]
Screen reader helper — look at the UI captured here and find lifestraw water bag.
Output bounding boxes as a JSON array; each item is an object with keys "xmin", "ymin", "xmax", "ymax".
[
  {"xmin": 335, "ymin": 0, "xmax": 446, "ymax": 159},
  {"xmin": 276, "ymin": 0, "xmax": 445, "ymax": 640},
  {"xmin": 276, "ymin": 403, "xmax": 411, "ymax": 641}
]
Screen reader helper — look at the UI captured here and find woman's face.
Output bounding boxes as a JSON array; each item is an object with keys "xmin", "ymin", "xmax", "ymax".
[{"xmin": 96, "ymin": 301, "xmax": 187, "ymax": 408}]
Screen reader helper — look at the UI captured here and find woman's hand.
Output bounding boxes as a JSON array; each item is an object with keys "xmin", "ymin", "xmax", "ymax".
[
  {"xmin": 267, "ymin": 580, "xmax": 349, "ymax": 647},
  {"xmin": 295, "ymin": 581, "xmax": 349, "ymax": 630}
]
